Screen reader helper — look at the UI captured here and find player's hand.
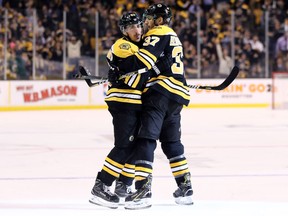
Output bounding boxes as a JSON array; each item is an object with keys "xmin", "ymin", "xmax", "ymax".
[
  {"xmin": 108, "ymin": 67, "xmax": 119, "ymax": 83},
  {"xmin": 152, "ymin": 53, "xmax": 173, "ymax": 76},
  {"xmin": 108, "ymin": 67, "xmax": 124, "ymax": 86}
]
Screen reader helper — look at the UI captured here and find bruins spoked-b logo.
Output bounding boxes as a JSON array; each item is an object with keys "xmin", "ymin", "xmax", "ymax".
[{"xmin": 119, "ymin": 43, "xmax": 131, "ymax": 50}]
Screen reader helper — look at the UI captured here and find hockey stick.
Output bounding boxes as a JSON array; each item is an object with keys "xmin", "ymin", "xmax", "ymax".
[
  {"xmin": 77, "ymin": 65, "xmax": 239, "ymax": 90},
  {"xmin": 76, "ymin": 67, "xmax": 148, "ymax": 80},
  {"xmin": 75, "ymin": 66, "xmax": 149, "ymax": 87},
  {"xmin": 187, "ymin": 65, "xmax": 239, "ymax": 90},
  {"xmin": 76, "ymin": 66, "xmax": 108, "ymax": 87}
]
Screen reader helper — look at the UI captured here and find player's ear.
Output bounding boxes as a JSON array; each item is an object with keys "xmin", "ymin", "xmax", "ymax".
[
  {"xmin": 123, "ymin": 30, "xmax": 128, "ymax": 36},
  {"xmin": 156, "ymin": 16, "xmax": 163, "ymax": 25}
]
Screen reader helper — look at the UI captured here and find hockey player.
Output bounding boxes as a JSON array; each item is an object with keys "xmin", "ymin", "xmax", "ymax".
[
  {"xmin": 88, "ymin": 12, "xmax": 145, "ymax": 209},
  {"xmin": 89, "ymin": 12, "xmax": 172, "ymax": 209},
  {"xmin": 120, "ymin": 4, "xmax": 194, "ymax": 209}
]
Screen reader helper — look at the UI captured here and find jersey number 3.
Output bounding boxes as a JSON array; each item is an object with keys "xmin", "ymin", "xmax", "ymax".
[
  {"xmin": 172, "ymin": 46, "xmax": 184, "ymax": 75},
  {"xmin": 143, "ymin": 36, "xmax": 184, "ymax": 75}
]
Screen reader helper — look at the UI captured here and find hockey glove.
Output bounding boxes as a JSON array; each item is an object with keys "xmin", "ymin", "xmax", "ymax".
[
  {"xmin": 108, "ymin": 67, "xmax": 125, "ymax": 86},
  {"xmin": 151, "ymin": 53, "xmax": 173, "ymax": 76}
]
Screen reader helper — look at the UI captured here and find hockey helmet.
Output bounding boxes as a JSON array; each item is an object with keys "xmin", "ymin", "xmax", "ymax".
[
  {"xmin": 119, "ymin": 12, "xmax": 142, "ymax": 33},
  {"xmin": 143, "ymin": 3, "xmax": 172, "ymax": 24}
]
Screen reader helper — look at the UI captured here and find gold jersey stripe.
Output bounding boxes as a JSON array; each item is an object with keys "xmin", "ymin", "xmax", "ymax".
[
  {"xmin": 134, "ymin": 52, "xmax": 152, "ymax": 69},
  {"xmin": 105, "ymin": 157, "xmax": 124, "ymax": 169},
  {"xmin": 139, "ymin": 49, "xmax": 157, "ymax": 62},
  {"xmin": 145, "ymin": 25, "xmax": 177, "ymax": 36},
  {"xmin": 106, "ymin": 88, "xmax": 142, "ymax": 94},
  {"xmin": 102, "ymin": 166, "xmax": 120, "ymax": 178},
  {"xmin": 172, "ymin": 169, "xmax": 189, "ymax": 177},
  {"xmin": 135, "ymin": 166, "xmax": 153, "ymax": 173},
  {"xmin": 124, "ymin": 163, "xmax": 136, "ymax": 169},
  {"xmin": 120, "ymin": 171, "xmax": 135, "ymax": 178},
  {"xmin": 170, "ymin": 160, "xmax": 188, "ymax": 168},
  {"xmin": 105, "ymin": 97, "xmax": 142, "ymax": 104},
  {"xmin": 158, "ymin": 81, "xmax": 190, "ymax": 100}
]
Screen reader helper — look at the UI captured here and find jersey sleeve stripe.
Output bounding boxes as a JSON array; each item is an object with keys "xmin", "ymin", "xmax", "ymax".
[
  {"xmin": 158, "ymin": 81, "xmax": 190, "ymax": 100},
  {"xmin": 138, "ymin": 50, "xmax": 155, "ymax": 67},
  {"xmin": 126, "ymin": 74, "xmax": 141, "ymax": 88},
  {"xmin": 139, "ymin": 49, "xmax": 157, "ymax": 62},
  {"xmin": 134, "ymin": 52, "xmax": 152, "ymax": 69}
]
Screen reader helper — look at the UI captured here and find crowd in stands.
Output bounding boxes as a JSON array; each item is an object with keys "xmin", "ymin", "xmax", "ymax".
[{"xmin": 0, "ymin": 0, "xmax": 287, "ymax": 80}]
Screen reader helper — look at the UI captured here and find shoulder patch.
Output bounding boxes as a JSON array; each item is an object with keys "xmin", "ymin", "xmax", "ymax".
[{"xmin": 119, "ymin": 43, "xmax": 131, "ymax": 50}]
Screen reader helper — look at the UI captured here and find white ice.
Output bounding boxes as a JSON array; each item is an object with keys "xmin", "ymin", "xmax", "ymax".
[{"xmin": 0, "ymin": 108, "xmax": 288, "ymax": 216}]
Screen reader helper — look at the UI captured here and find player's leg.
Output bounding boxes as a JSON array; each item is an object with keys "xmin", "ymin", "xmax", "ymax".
[
  {"xmin": 125, "ymin": 91, "xmax": 165, "ymax": 209},
  {"xmin": 160, "ymin": 103, "xmax": 193, "ymax": 205},
  {"xmin": 89, "ymin": 109, "xmax": 139, "ymax": 208},
  {"xmin": 115, "ymin": 160, "xmax": 135, "ymax": 204},
  {"xmin": 114, "ymin": 109, "xmax": 141, "ymax": 202},
  {"xmin": 124, "ymin": 138, "xmax": 156, "ymax": 210}
]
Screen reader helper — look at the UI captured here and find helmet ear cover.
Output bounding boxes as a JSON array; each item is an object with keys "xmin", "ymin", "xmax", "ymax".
[
  {"xmin": 119, "ymin": 12, "xmax": 142, "ymax": 33},
  {"xmin": 143, "ymin": 3, "xmax": 172, "ymax": 24}
]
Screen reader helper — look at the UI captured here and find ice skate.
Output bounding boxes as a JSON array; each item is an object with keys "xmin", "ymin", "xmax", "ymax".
[
  {"xmin": 114, "ymin": 180, "xmax": 132, "ymax": 205},
  {"xmin": 124, "ymin": 175, "xmax": 152, "ymax": 210},
  {"xmin": 173, "ymin": 173, "xmax": 193, "ymax": 205},
  {"xmin": 89, "ymin": 176, "xmax": 119, "ymax": 209}
]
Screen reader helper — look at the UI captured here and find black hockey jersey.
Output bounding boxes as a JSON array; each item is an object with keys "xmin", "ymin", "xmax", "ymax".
[
  {"xmin": 105, "ymin": 37, "xmax": 150, "ymax": 110},
  {"xmin": 132, "ymin": 25, "xmax": 190, "ymax": 106}
]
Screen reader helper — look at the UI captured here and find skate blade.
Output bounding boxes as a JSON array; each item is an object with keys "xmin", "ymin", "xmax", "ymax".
[
  {"xmin": 117, "ymin": 197, "xmax": 125, "ymax": 206},
  {"xmin": 174, "ymin": 195, "xmax": 193, "ymax": 205},
  {"xmin": 89, "ymin": 196, "xmax": 119, "ymax": 209},
  {"xmin": 124, "ymin": 198, "xmax": 152, "ymax": 210}
]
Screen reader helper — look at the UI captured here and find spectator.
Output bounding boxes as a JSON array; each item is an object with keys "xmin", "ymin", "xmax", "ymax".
[
  {"xmin": 249, "ymin": 35, "xmax": 264, "ymax": 77},
  {"xmin": 67, "ymin": 35, "xmax": 81, "ymax": 78},
  {"xmin": 51, "ymin": 41, "xmax": 63, "ymax": 62},
  {"xmin": 2, "ymin": 0, "xmax": 287, "ymax": 79},
  {"xmin": 215, "ymin": 37, "xmax": 233, "ymax": 78},
  {"xmin": 275, "ymin": 30, "xmax": 288, "ymax": 59},
  {"xmin": 183, "ymin": 40, "xmax": 197, "ymax": 78},
  {"xmin": 67, "ymin": 36, "xmax": 81, "ymax": 58},
  {"xmin": 80, "ymin": 28, "xmax": 92, "ymax": 56},
  {"xmin": 236, "ymin": 52, "xmax": 251, "ymax": 78},
  {"xmin": 101, "ymin": 30, "xmax": 116, "ymax": 50},
  {"xmin": 273, "ymin": 56, "xmax": 287, "ymax": 72}
]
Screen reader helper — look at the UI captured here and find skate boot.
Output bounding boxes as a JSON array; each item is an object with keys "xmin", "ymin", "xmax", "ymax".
[
  {"xmin": 173, "ymin": 173, "xmax": 193, "ymax": 205},
  {"xmin": 89, "ymin": 175, "xmax": 119, "ymax": 209},
  {"xmin": 114, "ymin": 180, "xmax": 132, "ymax": 205},
  {"xmin": 124, "ymin": 175, "xmax": 152, "ymax": 210}
]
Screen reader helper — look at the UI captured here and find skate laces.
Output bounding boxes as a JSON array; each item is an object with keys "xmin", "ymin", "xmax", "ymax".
[
  {"xmin": 103, "ymin": 185, "xmax": 114, "ymax": 196},
  {"xmin": 126, "ymin": 185, "xmax": 132, "ymax": 193},
  {"xmin": 116, "ymin": 181, "xmax": 131, "ymax": 193},
  {"xmin": 183, "ymin": 173, "xmax": 191, "ymax": 186},
  {"xmin": 145, "ymin": 175, "xmax": 152, "ymax": 187},
  {"xmin": 130, "ymin": 175, "xmax": 152, "ymax": 201}
]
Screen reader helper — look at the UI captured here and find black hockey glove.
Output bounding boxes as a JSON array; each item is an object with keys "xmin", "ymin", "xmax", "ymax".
[
  {"xmin": 108, "ymin": 67, "xmax": 124, "ymax": 86},
  {"xmin": 151, "ymin": 53, "xmax": 173, "ymax": 76},
  {"xmin": 108, "ymin": 68, "xmax": 118, "ymax": 83}
]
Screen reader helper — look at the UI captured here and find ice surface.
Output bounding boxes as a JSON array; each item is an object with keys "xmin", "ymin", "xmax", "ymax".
[{"xmin": 1, "ymin": 108, "xmax": 288, "ymax": 215}]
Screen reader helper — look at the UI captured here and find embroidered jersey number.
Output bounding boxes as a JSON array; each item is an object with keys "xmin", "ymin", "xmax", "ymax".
[
  {"xmin": 143, "ymin": 36, "xmax": 184, "ymax": 75},
  {"xmin": 143, "ymin": 36, "xmax": 160, "ymax": 46},
  {"xmin": 172, "ymin": 46, "xmax": 184, "ymax": 74}
]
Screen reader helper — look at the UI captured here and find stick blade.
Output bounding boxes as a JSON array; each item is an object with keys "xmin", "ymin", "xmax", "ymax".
[
  {"xmin": 79, "ymin": 66, "xmax": 94, "ymax": 87},
  {"xmin": 213, "ymin": 65, "xmax": 239, "ymax": 90},
  {"xmin": 200, "ymin": 65, "xmax": 239, "ymax": 90}
]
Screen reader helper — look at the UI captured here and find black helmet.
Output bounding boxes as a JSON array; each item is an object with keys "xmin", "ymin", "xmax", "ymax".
[
  {"xmin": 119, "ymin": 12, "xmax": 142, "ymax": 33},
  {"xmin": 143, "ymin": 3, "xmax": 172, "ymax": 24}
]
